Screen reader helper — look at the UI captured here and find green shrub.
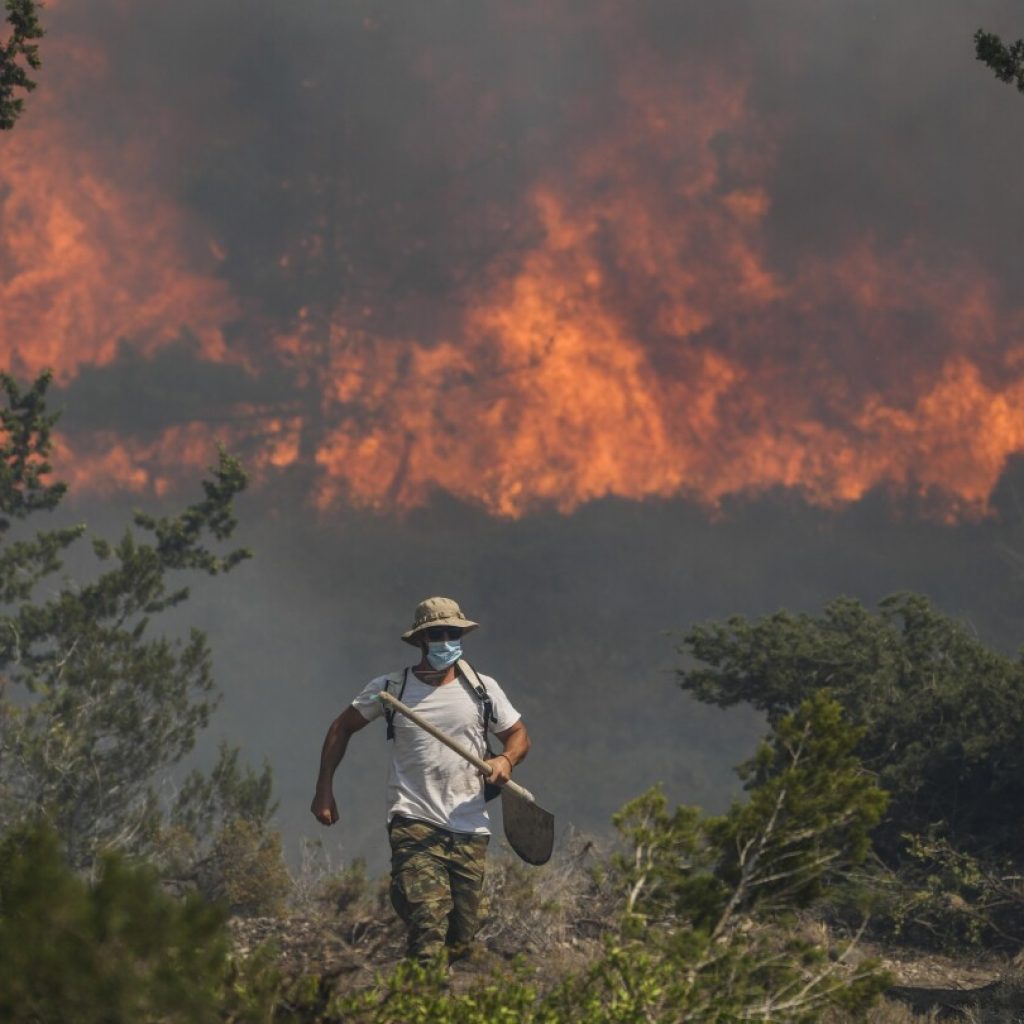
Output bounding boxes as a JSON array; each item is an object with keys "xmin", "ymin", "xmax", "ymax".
[
  {"xmin": 318, "ymin": 857, "xmax": 371, "ymax": 915},
  {"xmin": 325, "ymin": 958, "xmax": 547, "ymax": 1024},
  {"xmin": 255, "ymin": 694, "xmax": 889, "ymax": 1022},
  {"xmin": 0, "ymin": 822, "xmax": 277, "ymax": 1023},
  {"xmin": 843, "ymin": 832, "xmax": 1024, "ymax": 952},
  {"xmin": 587, "ymin": 692, "xmax": 890, "ymax": 1021},
  {"xmin": 678, "ymin": 593, "xmax": 1024, "ymax": 862},
  {"xmin": 199, "ymin": 817, "xmax": 292, "ymax": 918}
]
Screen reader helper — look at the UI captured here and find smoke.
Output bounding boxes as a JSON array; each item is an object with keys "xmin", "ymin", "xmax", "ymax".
[
  {"xmin": 5, "ymin": 1, "xmax": 1021, "ymax": 515},
  {"xmin": 90, "ymin": 471, "xmax": 1020, "ymax": 872},
  {"xmin": 4, "ymin": 0, "xmax": 1024, "ymax": 864}
]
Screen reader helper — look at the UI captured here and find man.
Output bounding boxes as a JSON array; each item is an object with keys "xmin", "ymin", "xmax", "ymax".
[{"xmin": 311, "ymin": 596, "xmax": 530, "ymax": 963}]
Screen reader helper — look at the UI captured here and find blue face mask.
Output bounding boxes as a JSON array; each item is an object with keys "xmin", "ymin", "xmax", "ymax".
[{"xmin": 426, "ymin": 639, "xmax": 463, "ymax": 670}]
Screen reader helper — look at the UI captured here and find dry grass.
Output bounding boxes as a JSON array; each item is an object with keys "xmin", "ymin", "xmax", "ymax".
[
  {"xmin": 849, "ymin": 1002, "xmax": 942, "ymax": 1023},
  {"xmin": 957, "ymin": 967, "xmax": 1024, "ymax": 1023},
  {"xmin": 478, "ymin": 831, "xmax": 614, "ymax": 956},
  {"xmin": 251, "ymin": 835, "xmax": 1024, "ymax": 1021}
]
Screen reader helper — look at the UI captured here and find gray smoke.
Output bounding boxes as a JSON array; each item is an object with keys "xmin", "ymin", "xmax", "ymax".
[
  {"xmin": 15, "ymin": 0, "xmax": 1024, "ymax": 870},
  {"xmin": 62, "ymin": 472, "xmax": 1024, "ymax": 873}
]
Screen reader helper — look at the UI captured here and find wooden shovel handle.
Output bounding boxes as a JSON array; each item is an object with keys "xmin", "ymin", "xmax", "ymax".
[{"xmin": 378, "ymin": 690, "xmax": 536, "ymax": 804}]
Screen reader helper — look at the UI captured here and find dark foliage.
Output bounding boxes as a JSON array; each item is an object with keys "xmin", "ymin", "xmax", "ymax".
[
  {"xmin": 976, "ymin": 27, "xmax": 1024, "ymax": 94},
  {"xmin": 0, "ymin": 373, "xmax": 287, "ymax": 900},
  {"xmin": 678, "ymin": 593, "xmax": 1024, "ymax": 862},
  {"xmin": 0, "ymin": 0, "xmax": 43, "ymax": 130},
  {"xmin": 0, "ymin": 822, "xmax": 279, "ymax": 1022}
]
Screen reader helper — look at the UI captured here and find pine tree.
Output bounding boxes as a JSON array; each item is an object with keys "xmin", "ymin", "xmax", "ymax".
[
  {"xmin": 677, "ymin": 593, "xmax": 1024, "ymax": 860},
  {"xmin": 975, "ymin": 27, "xmax": 1024, "ymax": 94},
  {"xmin": 0, "ymin": 372, "xmax": 264, "ymax": 876},
  {"xmin": 1, "ymin": 0, "xmax": 43, "ymax": 130},
  {"xmin": 549, "ymin": 693, "xmax": 889, "ymax": 1022},
  {"xmin": 0, "ymin": 822, "xmax": 280, "ymax": 1022}
]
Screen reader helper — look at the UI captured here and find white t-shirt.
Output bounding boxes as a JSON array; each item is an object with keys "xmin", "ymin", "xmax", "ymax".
[{"xmin": 351, "ymin": 666, "xmax": 520, "ymax": 835}]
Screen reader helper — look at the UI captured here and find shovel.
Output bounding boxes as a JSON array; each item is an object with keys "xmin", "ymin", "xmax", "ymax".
[{"xmin": 378, "ymin": 690, "xmax": 554, "ymax": 865}]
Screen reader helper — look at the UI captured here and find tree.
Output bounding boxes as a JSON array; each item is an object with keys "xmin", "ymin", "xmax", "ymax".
[
  {"xmin": 0, "ymin": 822, "xmax": 279, "ymax": 1023},
  {"xmin": 547, "ymin": 693, "xmax": 888, "ymax": 1022},
  {"xmin": 976, "ymin": 27, "xmax": 1024, "ymax": 94},
  {"xmin": 0, "ymin": 371, "xmax": 267, "ymax": 878},
  {"xmin": 676, "ymin": 593, "xmax": 1024, "ymax": 860},
  {"xmin": 1, "ymin": 0, "xmax": 43, "ymax": 130}
]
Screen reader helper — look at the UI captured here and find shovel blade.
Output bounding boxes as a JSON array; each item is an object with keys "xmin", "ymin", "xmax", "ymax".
[{"xmin": 500, "ymin": 788, "xmax": 554, "ymax": 865}]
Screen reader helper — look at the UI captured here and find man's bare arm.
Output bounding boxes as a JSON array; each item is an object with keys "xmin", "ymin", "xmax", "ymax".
[
  {"xmin": 484, "ymin": 719, "xmax": 530, "ymax": 786},
  {"xmin": 311, "ymin": 705, "xmax": 370, "ymax": 825}
]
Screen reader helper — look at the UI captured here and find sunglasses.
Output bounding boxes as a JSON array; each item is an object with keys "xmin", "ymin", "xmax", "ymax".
[{"xmin": 423, "ymin": 627, "xmax": 464, "ymax": 642}]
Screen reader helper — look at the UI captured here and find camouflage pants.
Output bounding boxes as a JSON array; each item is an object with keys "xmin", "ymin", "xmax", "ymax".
[{"xmin": 388, "ymin": 815, "xmax": 489, "ymax": 962}]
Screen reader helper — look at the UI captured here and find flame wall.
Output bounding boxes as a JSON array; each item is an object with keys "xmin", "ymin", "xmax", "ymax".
[{"xmin": 3, "ymin": 0, "xmax": 1023, "ymax": 519}]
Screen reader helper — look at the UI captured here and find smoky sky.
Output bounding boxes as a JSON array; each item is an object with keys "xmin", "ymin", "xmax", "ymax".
[
  {"xmin": 36, "ymin": 0, "xmax": 1024, "ymax": 447},
  {"xmin": 6, "ymin": 0, "xmax": 1024, "ymax": 868},
  {"xmin": 55, "ymin": 470, "xmax": 1024, "ymax": 873}
]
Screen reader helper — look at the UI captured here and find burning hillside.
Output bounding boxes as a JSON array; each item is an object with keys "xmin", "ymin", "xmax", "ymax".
[{"xmin": 2, "ymin": 1, "xmax": 1022, "ymax": 519}]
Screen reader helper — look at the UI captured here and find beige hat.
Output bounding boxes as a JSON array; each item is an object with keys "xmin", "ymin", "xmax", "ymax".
[{"xmin": 401, "ymin": 596, "xmax": 479, "ymax": 646}]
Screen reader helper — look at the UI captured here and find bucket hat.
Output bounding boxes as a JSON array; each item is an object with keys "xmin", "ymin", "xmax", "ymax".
[{"xmin": 401, "ymin": 596, "xmax": 479, "ymax": 646}]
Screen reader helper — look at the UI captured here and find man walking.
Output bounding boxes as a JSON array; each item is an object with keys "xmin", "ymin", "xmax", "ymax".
[{"xmin": 311, "ymin": 596, "xmax": 530, "ymax": 962}]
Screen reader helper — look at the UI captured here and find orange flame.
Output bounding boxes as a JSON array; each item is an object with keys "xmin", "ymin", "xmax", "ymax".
[
  {"xmin": 6, "ymin": 23, "xmax": 1024, "ymax": 520},
  {"xmin": 286, "ymin": 69, "xmax": 1024, "ymax": 520},
  {"xmin": 53, "ymin": 413, "xmax": 303, "ymax": 498},
  {"xmin": 0, "ymin": 39, "xmax": 239, "ymax": 383}
]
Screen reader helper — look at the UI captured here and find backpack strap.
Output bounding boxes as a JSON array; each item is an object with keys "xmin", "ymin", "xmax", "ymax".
[
  {"xmin": 458, "ymin": 659, "xmax": 497, "ymax": 733},
  {"xmin": 459, "ymin": 660, "xmax": 504, "ymax": 802},
  {"xmin": 383, "ymin": 668, "xmax": 408, "ymax": 741},
  {"xmin": 383, "ymin": 662, "xmax": 496, "ymax": 740}
]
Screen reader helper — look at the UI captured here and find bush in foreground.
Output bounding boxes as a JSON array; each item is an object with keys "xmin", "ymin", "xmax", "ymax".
[
  {"xmin": 0, "ymin": 696, "xmax": 891, "ymax": 1021},
  {"xmin": 290, "ymin": 693, "xmax": 891, "ymax": 1023},
  {"xmin": 0, "ymin": 823, "xmax": 277, "ymax": 1023}
]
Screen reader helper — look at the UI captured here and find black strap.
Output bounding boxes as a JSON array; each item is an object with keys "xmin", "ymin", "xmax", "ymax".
[
  {"xmin": 458, "ymin": 660, "xmax": 497, "ymax": 733},
  {"xmin": 384, "ymin": 667, "xmax": 408, "ymax": 741},
  {"xmin": 460, "ymin": 661, "xmax": 503, "ymax": 802},
  {"xmin": 383, "ymin": 662, "xmax": 495, "ymax": 740}
]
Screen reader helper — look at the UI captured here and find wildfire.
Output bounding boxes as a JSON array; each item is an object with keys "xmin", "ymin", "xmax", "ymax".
[
  {"xmin": 0, "ymin": 39, "xmax": 238, "ymax": 384},
  {"xmin": 53, "ymin": 413, "xmax": 303, "ymax": 498},
  {"xmin": 4, "ymin": 7, "xmax": 1024, "ymax": 521}
]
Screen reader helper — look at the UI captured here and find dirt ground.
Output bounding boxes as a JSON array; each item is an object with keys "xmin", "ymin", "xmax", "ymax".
[{"xmin": 228, "ymin": 914, "xmax": 1024, "ymax": 1018}]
